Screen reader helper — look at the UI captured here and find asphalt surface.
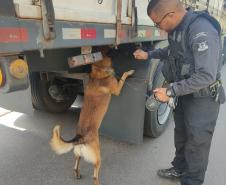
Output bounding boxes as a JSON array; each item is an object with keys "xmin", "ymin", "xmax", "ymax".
[{"xmin": 0, "ymin": 65, "xmax": 226, "ymax": 185}]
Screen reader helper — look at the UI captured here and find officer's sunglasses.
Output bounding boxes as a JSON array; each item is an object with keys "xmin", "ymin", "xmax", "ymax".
[{"xmin": 154, "ymin": 11, "xmax": 175, "ymax": 28}]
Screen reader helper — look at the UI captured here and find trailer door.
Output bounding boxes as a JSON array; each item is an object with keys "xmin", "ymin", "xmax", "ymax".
[
  {"xmin": 13, "ymin": 0, "xmax": 132, "ymax": 24},
  {"xmin": 135, "ymin": 0, "xmax": 154, "ymax": 26}
]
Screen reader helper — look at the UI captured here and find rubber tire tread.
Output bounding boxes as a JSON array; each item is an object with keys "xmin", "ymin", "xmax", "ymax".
[
  {"xmin": 30, "ymin": 72, "xmax": 76, "ymax": 113},
  {"xmin": 144, "ymin": 68, "xmax": 171, "ymax": 137}
]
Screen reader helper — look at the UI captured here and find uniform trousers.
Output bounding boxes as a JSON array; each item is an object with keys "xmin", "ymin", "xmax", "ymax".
[{"xmin": 171, "ymin": 94, "xmax": 220, "ymax": 185}]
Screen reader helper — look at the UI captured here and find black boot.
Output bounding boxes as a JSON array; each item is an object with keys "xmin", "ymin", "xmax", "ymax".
[{"xmin": 157, "ymin": 167, "xmax": 185, "ymax": 179}]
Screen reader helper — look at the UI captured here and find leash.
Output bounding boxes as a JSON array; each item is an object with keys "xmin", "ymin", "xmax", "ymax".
[{"xmin": 114, "ymin": 72, "xmax": 176, "ymax": 109}]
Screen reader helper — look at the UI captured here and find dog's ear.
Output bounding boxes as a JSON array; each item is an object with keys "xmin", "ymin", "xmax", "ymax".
[
  {"xmin": 94, "ymin": 46, "xmax": 110, "ymax": 58},
  {"xmin": 94, "ymin": 57, "xmax": 112, "ymax": 68},
  {"xmin": 100, "ymin": 46, "xmax": 109, "ymax": 58}
]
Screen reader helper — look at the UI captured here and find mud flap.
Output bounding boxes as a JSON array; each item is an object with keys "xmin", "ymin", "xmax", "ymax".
[{"xmin": 100, "ymin": 51, "xmax": 150, "ymax": 144}]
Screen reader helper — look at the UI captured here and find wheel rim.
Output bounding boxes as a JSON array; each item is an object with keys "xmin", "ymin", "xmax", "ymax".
[
  {"xmin": 157, "ymin": 102, "xmax": 171, "ymax": 125},
  {"xmin": 47, "ymin": 79, "xmax": 76, "ymax": 103},
  {"xmin": 48, "ymin": 84, "xmax": 65, "ymax": 102}
]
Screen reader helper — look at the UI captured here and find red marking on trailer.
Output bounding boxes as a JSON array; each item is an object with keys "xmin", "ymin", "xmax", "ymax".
[
  {"xmin": 0, "ymin": 28, "xmax": 28, "ymax": 43},
  {"xmin": 119, "ymin": 30, "xmax": 126, "ymax": 39},
  {"xmin": 81, "ymin": 28, "xmax": 96, "ymax": 39},
  {"xmin": 146, "ymin": 30, "xmax": 153, "ymax": 38}
]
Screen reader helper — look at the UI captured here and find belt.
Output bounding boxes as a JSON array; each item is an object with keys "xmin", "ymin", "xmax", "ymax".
[
  {"xmin": 209, "ymin": 80, "xmax": 222, "ymax": 96},
  {"xmin": 209, "ymin": 80, "xmax": 222, "ymax": 102},
  {"xmin": 193, "ymin": 80, "xmax": 222, "ymax": 98}
]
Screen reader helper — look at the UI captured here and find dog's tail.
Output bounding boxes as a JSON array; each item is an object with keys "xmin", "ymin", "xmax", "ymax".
[{"xmin": 49, "ymin": 125, "xmax": 81, "ymax": 155}]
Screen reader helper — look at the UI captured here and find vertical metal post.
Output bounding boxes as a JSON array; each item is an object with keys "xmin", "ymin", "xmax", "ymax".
[
  {"xmin": 206, "ymin": 0, "xmax": 210, "ymax": 11},
  {"xmin": 40, "ymin": 0, "xmax": 56, "ymax": 41},
  {"xmin": 132, "ymin": 0, "xmax": 138, "ymax": 37},
  {"xmin": 116, "ymin": 0, "xmax": 122, "ymax": 47}
]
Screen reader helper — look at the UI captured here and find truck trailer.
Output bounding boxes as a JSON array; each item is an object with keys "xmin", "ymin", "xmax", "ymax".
[{"xmin": 0, "ymin": 0, "xmax": 225, "ymax": 144}]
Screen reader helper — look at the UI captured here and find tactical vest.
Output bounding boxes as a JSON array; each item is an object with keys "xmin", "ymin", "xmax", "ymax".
[{"xmin": 162, "ymin": 8, "xmax": 222, "ymax": 83}]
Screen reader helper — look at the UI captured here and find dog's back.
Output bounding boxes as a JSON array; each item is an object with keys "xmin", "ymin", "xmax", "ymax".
[{"xmin": 77, "ymin": 77, "xmax": 115, "ymax": 130}]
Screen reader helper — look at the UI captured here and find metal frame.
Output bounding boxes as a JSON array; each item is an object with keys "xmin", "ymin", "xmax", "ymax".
[
  {"xmin": 0, "ymin": 0, "xmax": 15, "ymax": 17},
  {"xmin": 0, "ymin": 17, "xmax": 167, "ymax": 55}
]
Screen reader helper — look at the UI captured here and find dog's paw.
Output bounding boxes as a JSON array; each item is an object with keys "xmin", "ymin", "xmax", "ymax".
[
  {"xmin": 126, "ymin": 70, "xmax": 135, "ymax": 76},
  {"xmin": 74, "ymin": 170, "xmax": 82, "ymax": 179},
  {"xmin": 76, "ymin": 174, "xmax": 82, "ymax": 180}
]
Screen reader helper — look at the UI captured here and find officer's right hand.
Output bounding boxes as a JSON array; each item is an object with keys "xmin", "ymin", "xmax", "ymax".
[{"xmin": 133, "ymin": 49, "xmax": 148, "ymax": 60}]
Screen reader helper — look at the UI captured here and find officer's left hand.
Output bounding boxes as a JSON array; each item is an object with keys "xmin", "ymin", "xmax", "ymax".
[{"xmin": 153, "ymin": 88, "xmax": 170, "ymax": 102}]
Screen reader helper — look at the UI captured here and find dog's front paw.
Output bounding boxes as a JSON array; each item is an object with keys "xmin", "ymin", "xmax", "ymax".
[{"xmin": 126, "ymin": 70, "xmax": 135, "ymax": 76}]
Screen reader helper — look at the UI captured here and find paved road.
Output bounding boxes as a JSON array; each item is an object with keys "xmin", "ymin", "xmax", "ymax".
[{"xmin": 0, "ymin": 65, "xmax": 226, "ymax": 185}]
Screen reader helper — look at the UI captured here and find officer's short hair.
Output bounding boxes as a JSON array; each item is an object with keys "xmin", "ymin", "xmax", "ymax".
[
  {"xmin": 147, "ymin": 0, "xmax": 159, "ymax": 15},
  {"xmin": 147, "ymin": 0, "xmax": 181, "ymax": 16}
]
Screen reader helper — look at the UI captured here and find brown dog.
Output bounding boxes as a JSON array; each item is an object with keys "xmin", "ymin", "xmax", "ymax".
[{"xmin": 49, "ymin": 56, "xmax": 134, "ymax": 185}]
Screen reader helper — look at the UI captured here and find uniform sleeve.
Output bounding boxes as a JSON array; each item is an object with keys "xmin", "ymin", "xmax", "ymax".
[
  {"xmin": 172, "ymin": 18, "xmax": 220, "ymax": 96},
  {"xmin": 148, "ymin": 46, "xmax": 169, "ymax": 60}
]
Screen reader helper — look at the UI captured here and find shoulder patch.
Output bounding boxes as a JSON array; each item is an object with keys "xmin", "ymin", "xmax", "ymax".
[
  {"xmin": 193, "ymin": 32, "xmax": 208, "ymax": 40},
  {"xmin": 197, "ymin": 41, "xmax": 208, "ymax": 52}
]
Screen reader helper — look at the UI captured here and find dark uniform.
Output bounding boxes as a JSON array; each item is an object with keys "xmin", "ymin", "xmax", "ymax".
[{"xmin": 148, "ymin": 8, "xmax": 226, "ymax": 185}]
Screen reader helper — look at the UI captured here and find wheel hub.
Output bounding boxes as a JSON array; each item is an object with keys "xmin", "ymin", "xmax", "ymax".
[{"xmin": 48, "ymin": 85, "xmax": 65, "ymax": 102}]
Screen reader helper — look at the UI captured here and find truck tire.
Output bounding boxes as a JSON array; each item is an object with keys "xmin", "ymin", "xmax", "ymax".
[
  {"xmin": 30, "ymin": 72, "xmax": 77, "ymax": 113},
  {"xmin": 144, "ymin": 64, "xmax": 172, "ymax": 137}
]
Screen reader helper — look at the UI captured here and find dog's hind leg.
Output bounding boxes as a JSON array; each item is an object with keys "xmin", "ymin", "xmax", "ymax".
[
  {"xmin": 91, "ymin": 140, "xmax": 101, "ymax": 185},
  {"xmin": 74, "ymin": 155, "xmax": 82, "ymax": 179},
  {"xmin": 93, "ymin": 160, "xmax": 101, "ymax": 185}
]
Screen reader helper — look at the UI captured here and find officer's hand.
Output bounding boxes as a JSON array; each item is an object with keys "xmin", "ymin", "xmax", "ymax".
[
  {"xmin": 153, "ymin": 88, "xmax": 170, "ymax": 103},
  {"xmin": 133, "ymin": 49, "xmax": 148, "ymax": 60}
]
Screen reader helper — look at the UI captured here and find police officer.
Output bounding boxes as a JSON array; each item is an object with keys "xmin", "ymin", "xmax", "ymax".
[{"xmin": 133, "ymin": 0, "xmax": 226, "ymax": 185}]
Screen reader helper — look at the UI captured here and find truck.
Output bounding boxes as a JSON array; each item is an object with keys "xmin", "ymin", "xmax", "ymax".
[{"xmin": 0, "ymin": 0, "xmax": 225, "ymax": 144}]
